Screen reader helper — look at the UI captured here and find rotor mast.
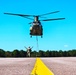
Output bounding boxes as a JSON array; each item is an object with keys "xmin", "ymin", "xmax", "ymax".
[{"xmin": 34, "ymin": 16, "xmax": 39, "ymax": 22}]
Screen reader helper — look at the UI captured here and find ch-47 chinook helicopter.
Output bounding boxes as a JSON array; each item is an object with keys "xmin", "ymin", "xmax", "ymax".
[{"xmin": 4, "ymin": 11, "xmax": 65, "ymax": 38}]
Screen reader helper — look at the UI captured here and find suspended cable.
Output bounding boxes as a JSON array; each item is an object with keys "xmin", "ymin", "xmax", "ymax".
[{"xmin": 36, "ymin": 36, "xmax": 39, "ymax": 57}]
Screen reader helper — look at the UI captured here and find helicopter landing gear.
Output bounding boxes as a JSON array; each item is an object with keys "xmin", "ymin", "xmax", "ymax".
[{"xmin": 41, "ymin": 35, "xmax": 42, "ymax": 38}]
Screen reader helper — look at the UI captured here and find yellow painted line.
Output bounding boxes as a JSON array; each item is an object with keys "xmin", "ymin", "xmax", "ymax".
[{"xmin": 30, "ymin": 58, "xmax": 54, "ymax": 75}]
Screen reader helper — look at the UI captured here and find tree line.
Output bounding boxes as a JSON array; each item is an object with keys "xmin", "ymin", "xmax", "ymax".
[{"xmin": 0, "ymin": 49, "xmax": 76, "ymax": 57}]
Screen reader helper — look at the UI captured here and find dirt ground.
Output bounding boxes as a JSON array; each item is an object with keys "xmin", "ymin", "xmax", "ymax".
[{"xmin": 0, "ymin": 57, "xmax": 76, "ymax": 75}]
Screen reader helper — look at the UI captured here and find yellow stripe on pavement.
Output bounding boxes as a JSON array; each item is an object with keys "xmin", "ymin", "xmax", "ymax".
[{"xmin": 30, "ymin": 58, "xmax": 54, "ymax": 75}]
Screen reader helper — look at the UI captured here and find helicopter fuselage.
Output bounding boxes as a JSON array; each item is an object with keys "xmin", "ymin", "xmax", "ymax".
[{"xmin": 30, "ymin": 16, "xmax": 43, "ymax": 37}]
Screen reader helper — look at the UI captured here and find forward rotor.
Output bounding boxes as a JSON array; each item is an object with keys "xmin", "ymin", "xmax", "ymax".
[{"xmin": 4, "ymin": 11, "xmax": 65, "ymax": 21}]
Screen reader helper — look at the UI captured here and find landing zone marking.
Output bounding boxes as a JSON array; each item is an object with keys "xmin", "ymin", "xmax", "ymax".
[{"xmin": 31, "ymin": 58, "xmax": 54, "ymax": 75}]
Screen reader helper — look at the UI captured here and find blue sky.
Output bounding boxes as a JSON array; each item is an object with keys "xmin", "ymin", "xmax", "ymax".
[{"xmin": 0, "ymin": 0, "xmax": 76, "ymax": 51}]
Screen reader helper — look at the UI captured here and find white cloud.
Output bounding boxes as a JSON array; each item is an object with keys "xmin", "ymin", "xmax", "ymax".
[{"xmin": 64, "ymin": 45, "xmax": 68, "ymax": 48}]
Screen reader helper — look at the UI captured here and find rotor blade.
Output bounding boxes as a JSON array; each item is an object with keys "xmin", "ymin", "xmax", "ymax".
[
  {"xmin": 29, "ymin": 22, "xmax": 32, "ymax": 24},
  {"xmin": 40, "ymin": 16, "xmax": 47, "ymax": 18},
  {"xmin": 41, "ymin": 18, "xmax": 65, "ymax": 21},
  {"xmin": 39, "ymin": 11, "xmax": 60, "ymax": 17},
  {"xmin": 24, "ymin": 17, "xmax": 34, "ymax": 20},
  {"xmin": 4, "ymin": 13, "xmax": 31, "ymax": 17},
  {"xmin": 4, "ymin": 12, "xmax": 34, "ymax": 20}
]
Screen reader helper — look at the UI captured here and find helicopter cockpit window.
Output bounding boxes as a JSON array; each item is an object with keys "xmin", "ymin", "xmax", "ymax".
[
  {"xmin": 33, "ymin": 22, "xmax": 36, "ymax": 25},
  {"xmin": 33, "ymin": 22, "xmax": 38, "ymax": 25},
  {"xmin": 33, "ymin": 22, "xmax": 41, "ymax": 25}
]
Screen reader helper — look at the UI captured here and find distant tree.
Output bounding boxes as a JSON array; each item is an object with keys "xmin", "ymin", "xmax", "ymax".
[
  {"xmin": 51, "ymin": 51, "xmax": 56, "ymax": 57},
  {"xmin": 12, "ymin": 49, "xmax": 20, "ymax": 57},
  {"xmin": 63, "ymin": 51, "xmax": 67, "ymax": 57},
  {"xmin": 53, "ymin": 51, "xmax": 59, "ymax": 57},
  {"xmin": 31, "ymin": 51, "xmax": 37, "ymax": 57},
  {"xmin": 0, "ymin": 48, "xmax": 76, "ymax": 57},
  {"xmin": 44, "ymin": 50, "xmax": 50, "ymax": 57},
  {"xmin": 19, "ymin": 50, "xmax": 27, "ymax": 57},
  {"xmin": 58, "ymin": 50, "xmax": 63, "ymax": 57},
  {"xmin": 68, "ymin": 50, "xmax": 73, "ymax": 56},
  {"xmin": 5, "ymin": 51, "xmax": 12, "ymax": 57},
  {"xmin": 72, "ymin": 49, "xmax": 76, "ymax": 56},
  {"xmin": 39, "ymin": 50, "xmax": 45, "ymax": 57},
  {"xmin": 0, "ymin": 49, "xmax": 5, "ymax": 57},
  {"xmin": 68, "ymin": 49, "xmax": 76, "ymax": 56}
]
